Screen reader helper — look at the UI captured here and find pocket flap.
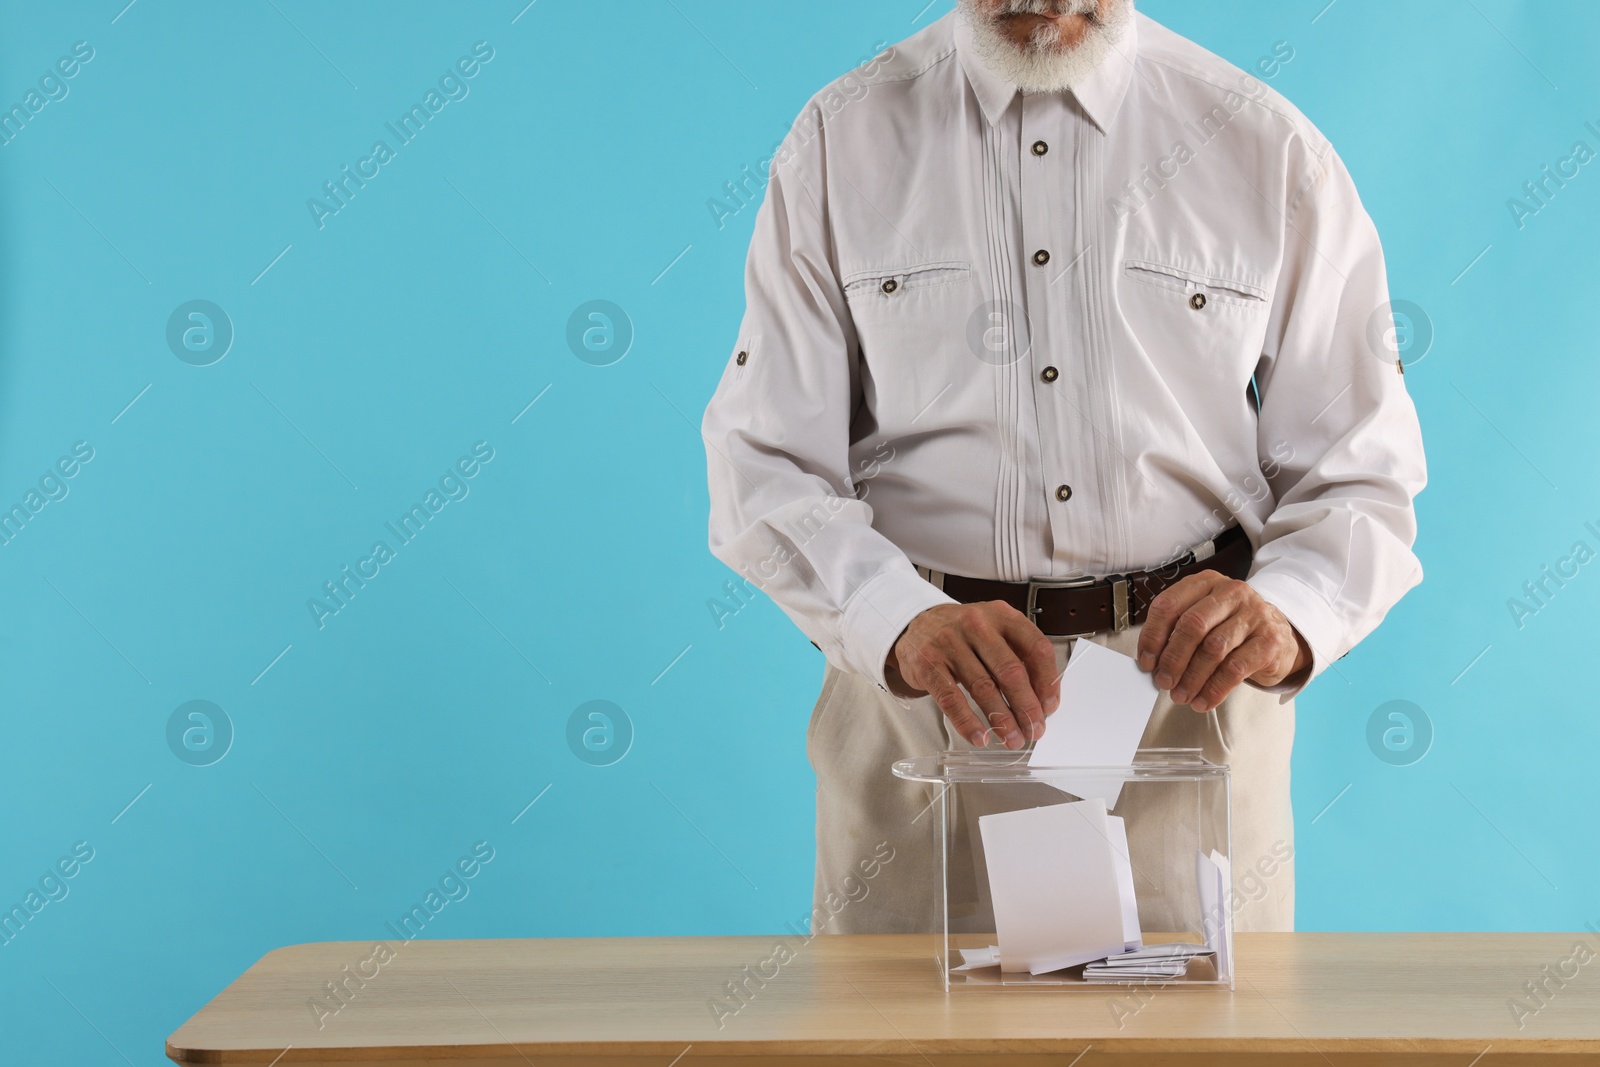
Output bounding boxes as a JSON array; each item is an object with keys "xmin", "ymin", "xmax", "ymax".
[
  {"xmin": 1124, "ymin": 259, "xmax": 1269, "ymax": 304},
  {"xmin": 843, "ymin": 260, "xmax": 973, "ymax": 296}
]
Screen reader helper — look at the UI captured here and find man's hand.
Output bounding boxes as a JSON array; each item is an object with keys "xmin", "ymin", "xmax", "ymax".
[
  {"xmin": 1136, "ymin": 572, "xmax": 1311, "ymax": 712},
  {"xmin": 886, "ymin": 602, "xmax": 1060, "ymax": 750}
]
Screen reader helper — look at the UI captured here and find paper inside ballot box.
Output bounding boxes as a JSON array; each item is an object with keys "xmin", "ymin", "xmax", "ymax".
[
  {"xmin": 943, "ymin": 771, "xmax": 1215, "ymax": 946},
  {"xmin": 978, "ymin": 798, "xmax": 1128, "ymax": 974}
]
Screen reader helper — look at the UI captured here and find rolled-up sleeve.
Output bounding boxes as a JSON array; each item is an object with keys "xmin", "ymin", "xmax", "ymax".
[
  {"xmin": 1247, "ymin": 140, "xmax": 1428, "ymax": 696},
  {"xmin": 701, "ymin": 121, "xmax": 954, "ymax": 691}
]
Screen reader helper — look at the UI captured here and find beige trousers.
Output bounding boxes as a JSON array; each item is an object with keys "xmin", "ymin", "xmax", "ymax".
[{"xmin": 806, "ymin": 622, "xmax": 1296, "ymax": 935}]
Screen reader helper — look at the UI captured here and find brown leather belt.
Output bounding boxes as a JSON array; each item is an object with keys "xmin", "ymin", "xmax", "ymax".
[{"xmin": 930, "ymin": 525, "xmax": 1252, "ymax": 636}]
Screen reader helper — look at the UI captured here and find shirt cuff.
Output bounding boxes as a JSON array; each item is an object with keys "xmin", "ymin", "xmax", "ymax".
[
  {"xmin": 1245, "ymin": 569, "xmax": 1343, "ymax": 703},
  {"xmin": 838, "ymin": 564, "xmax": 959, "ymax": 692}
]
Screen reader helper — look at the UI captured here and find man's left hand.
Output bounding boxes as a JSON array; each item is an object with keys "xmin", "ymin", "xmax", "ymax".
[{"xmin": 1135, "ymin": 572, "xmax": 1311, "ymax": 711}]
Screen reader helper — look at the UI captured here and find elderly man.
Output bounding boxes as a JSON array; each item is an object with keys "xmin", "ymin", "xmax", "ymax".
[{"xmin": 702, "ymin": 0, "xmax": 1424, "ymax": 935}]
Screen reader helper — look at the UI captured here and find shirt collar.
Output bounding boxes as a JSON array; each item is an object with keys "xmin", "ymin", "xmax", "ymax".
[{"xmin": 953, "ymin": 7, "xmax": 1140, "ymax": 134}]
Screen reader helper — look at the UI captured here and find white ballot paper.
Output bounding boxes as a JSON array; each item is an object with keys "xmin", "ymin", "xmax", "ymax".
[
  {"xmin": 1027, "ymin": 640, "xmax": 1160, "ymax": 808},
  {"xmin": 951, "ymin": 945, "xmax": 1001, "ymax": 971},
  {"xmin": 979, "ymin": 798, "xmax": 1128, "ymax": 974},
  {"xmin": 1197, "ymin": 848, "xmax": 1234, "ymax": 978},
  {"xmin": 1082, "ymin": 941, "xmax": 1214, "ymax": 981},
  {"xmin": 1106, "ymin": 815, "xmax": 1142, "ymax": 952}
]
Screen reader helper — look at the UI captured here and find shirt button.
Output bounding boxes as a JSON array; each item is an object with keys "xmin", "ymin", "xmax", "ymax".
[
  {"xmin": 882, "ymin": 278, "xmax": 899, "ymax": 294},
  {"xmin": 1040, "ymin": 366, "xmax": 1059, "ymax": 383},
  {"xmin": 1031, "ymin": 140, "xmax": 1049, "ymax": 156},
  {"xmin": 735, "ymin": 350, "xmax": 748, "ymax": 366},
  {"xmin": 1189, "ymin": 292, "xmax": 1207, "ymax": 310},
  {"xmin": 1055, "ymin": 484, "xmax": 1073, "ymax": 502},
  {"xmin": 1033, "ymin": 249, "xmax": 1051, "ymax": 266}
]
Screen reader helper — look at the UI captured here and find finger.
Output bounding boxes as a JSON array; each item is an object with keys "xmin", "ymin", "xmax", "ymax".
[
  {"xmin": 967, "ymin": 606, "xmax": 1047, "ymax": 739},
  {"xmin": 1171, "ymin": 611, "xmax": 1253, "ymax": 707},
  {"xmin": 970, "ymin": 624, "xmax": 1045, "ymax": 743},
  {"xmin": 1153, "ymin": 583, "xmax": 1248, "ymax": 694},
  {"xmin": 1001, "ymin": 608, "xmax": 1061, "ymax": 721},
  {"xmin": 921, "ymin": 661, "xmax": 989, "ymax": 747},
  {"xmin": 1137, "ymin": 572, "xmax": 1226, "ymax": 673},
  {"xmin": 947, "ymin": 644, "xmax": 1026, "ymax": 750},
  {"xmin": 1193, "ymin": 636, "xmax": 1277, "ymax": 711}
]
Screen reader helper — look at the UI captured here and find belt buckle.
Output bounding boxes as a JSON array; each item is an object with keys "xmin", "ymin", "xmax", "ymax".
[
  {"xmin": 1025, "ymin": 574, "xmax": 1097, "ymax": 636},
  {"xmin": 1105, "ymin": 573, "xmax": 1132, "ymax": 632},
  {"xmin": 1025, "ymin": 573, "xmax": 1133, "ymax": 634}
]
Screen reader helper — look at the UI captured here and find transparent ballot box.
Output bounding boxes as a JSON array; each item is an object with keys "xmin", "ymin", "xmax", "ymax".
[{"xmin": 892, "ymin": 748, "xmax": 1232, "ymax": 990}]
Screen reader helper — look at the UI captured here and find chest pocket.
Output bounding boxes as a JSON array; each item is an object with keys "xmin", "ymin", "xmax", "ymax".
[
  {"xmin": 841, "ymin": 260, "xmax": 980, "ymax": 394},
  {"xmin": 843, "ymin": 260, "xmax": 973, "ymax": 303},
  {"xmin": 1120, "ymin": 257, "xmax": 1271, "ymax": 384}
]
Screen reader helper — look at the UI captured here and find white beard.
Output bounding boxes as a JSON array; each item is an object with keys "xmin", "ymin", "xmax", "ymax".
[{"xmin": 958, "ymin": 0, "xmax": 1134, "ymax": 94}]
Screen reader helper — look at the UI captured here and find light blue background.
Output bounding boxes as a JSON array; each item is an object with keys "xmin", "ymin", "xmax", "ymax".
[{"xmin": 0, "ymin": 0, "xmax": 1595, "ymax": 1062}]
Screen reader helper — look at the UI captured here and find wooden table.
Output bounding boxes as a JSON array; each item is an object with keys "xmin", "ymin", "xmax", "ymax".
[{"xmin": 167, "ymin": 933, "xmax": 1600, "ymax": 1065}]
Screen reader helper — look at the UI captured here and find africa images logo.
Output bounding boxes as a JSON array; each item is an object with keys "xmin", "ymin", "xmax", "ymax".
[{"xmin": 307, "ymin": 42, "xmax": 495, "ymax": 230}]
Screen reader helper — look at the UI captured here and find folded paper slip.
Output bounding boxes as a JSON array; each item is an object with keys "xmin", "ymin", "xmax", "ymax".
[
  {"xmin": 1083, "ymin": 965, "xmax": 1190, "ymax": 981},
  {"xmin": 952, "ymin": 946, "xmax": 1002, "ymax": 971},
  {"xmin": 1095, "ymin": 942, "xmax": 1215, "ymax": 966}
]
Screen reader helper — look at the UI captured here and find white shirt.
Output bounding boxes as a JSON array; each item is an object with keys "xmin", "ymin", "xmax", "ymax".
[{"xmin": 702, "ymin": 9, "xmax": 1426, "ymax": 695}]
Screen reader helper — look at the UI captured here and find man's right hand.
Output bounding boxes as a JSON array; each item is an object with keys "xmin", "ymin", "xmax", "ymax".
[{"xmin": 885, "ymin": 602, "xmax": 1060, "ymax": 750}]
